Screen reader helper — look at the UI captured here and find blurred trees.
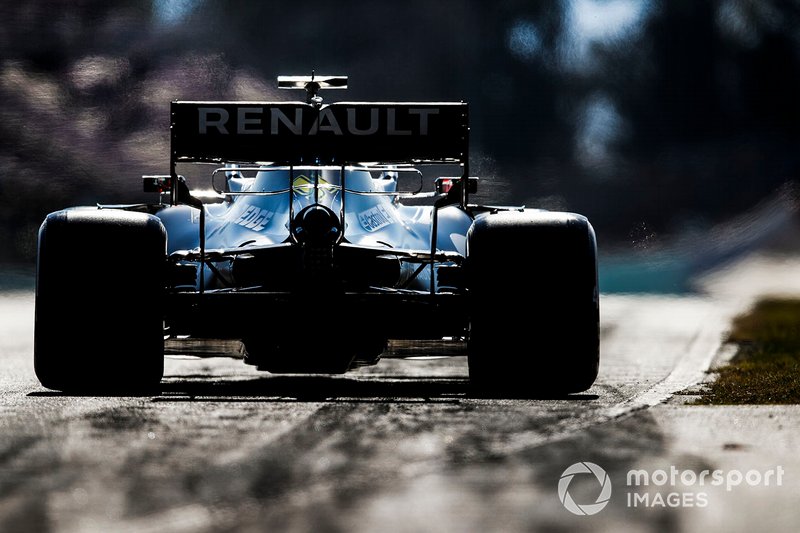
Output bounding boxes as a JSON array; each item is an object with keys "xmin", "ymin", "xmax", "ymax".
[
  {"xmin": 590, "ymin": 0, "xmax": 800, "ymax": 239},
  {"xmin": 0, "ymin": 0, "xmax": 798, "ymax": 262}
]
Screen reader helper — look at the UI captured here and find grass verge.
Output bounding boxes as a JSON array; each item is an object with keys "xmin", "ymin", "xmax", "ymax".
[{"xmin": 695, "ymin": 298, "xmax": 800, "ymax": 404}]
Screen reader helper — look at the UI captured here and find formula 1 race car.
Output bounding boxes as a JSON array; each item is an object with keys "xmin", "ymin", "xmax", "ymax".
[{"xmin": 34, "ymin": 75, "xmax": 598, "ymax": 397}]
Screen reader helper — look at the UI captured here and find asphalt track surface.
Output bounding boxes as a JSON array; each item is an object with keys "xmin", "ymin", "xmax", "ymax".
[{"xmin": 0, "ymin": 285, "xmax": 769, "ymax": 532}]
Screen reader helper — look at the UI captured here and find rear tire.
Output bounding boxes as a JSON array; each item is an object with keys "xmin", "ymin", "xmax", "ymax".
[
  {"xmin": 467, "ymin": 210, "xmax": 599, "ymax": 397},
  {"xmin": 34, "ymin": 208, "xmax": 167, "ymax": 392}
]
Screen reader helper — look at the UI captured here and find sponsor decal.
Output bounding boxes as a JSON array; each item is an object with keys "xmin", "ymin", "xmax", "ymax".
[
  {"xmin": 293, "ymin": 175, "xmax": 314, "ymax": 196},
  {"xmin": 292, "ymin": 175, "xmax": 337, "ymax": 199},
  {"xmin": 234, "ymin": 205, "xmax": 274, "ymax": 231},
  {"xmin": 358, "ymin": 205, "xmax": 395, "ymax": 232},
  {"xmin": 172, "ymin": 102, "xmax": 467, "ymax": 164},
  {"xmin": 197, "ymin": 106, "xmax": 440, "ymax": 137}
]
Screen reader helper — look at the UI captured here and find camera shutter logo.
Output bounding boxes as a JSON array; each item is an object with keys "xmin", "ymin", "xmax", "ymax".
[{"xmin": 558, "ymin": 462, "xmax": 612, "ymax": 515}]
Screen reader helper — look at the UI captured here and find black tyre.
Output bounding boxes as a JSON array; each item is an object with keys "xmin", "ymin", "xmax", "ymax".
[
  {"xmin": 35, "ymin": 208, "xmax": 167, "ymax": 392},
  {"xmin": 466, "ymin": 210, "xmax": 599, "ymax": 397}
]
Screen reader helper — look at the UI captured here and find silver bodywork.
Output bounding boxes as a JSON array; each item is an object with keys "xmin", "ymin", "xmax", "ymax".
[{"xmin": 157, "ymin": 166, "xmax": 473, "ymax": 293}]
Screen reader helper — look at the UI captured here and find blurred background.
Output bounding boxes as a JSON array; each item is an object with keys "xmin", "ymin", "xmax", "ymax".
[{"xmin": 1, "ymin": 0, "xmax": 799, "ymax": 291}]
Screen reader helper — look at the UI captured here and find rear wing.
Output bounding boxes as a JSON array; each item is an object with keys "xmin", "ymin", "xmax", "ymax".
[{"xmin": 170, "ymin": 101, "xmax": 468, "ymax": 165}]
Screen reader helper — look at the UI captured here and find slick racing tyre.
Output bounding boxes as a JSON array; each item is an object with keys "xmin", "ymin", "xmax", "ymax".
[
  {"xmin": 466, "ymin": 210, "xmax": 599, "ymax": 397},
  {"xmin": 34, "ymin": 208, "xmax": 167, "ymax": 392}
]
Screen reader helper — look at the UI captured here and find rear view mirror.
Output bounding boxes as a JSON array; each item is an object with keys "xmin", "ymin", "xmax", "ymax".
[
  {"xmin": 435, "ymin": 177, "xmax": 479, "ymax": 195},
  {"xmin": 143, "ymin": 175, "xmax": 172, "ymax": 193}
]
